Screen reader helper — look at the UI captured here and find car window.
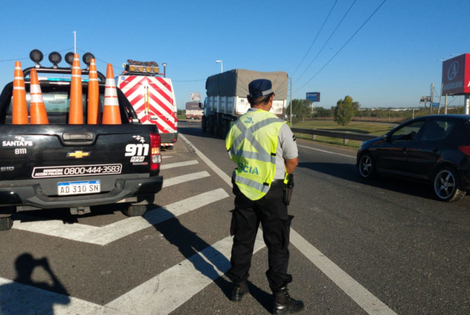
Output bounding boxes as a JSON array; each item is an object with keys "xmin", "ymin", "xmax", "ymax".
[
  {"xmin": 7, "ymin": 85, "xmax": 104, "ymax": 114},
  {"xmin": 420, "ymin": 120, "xmax": 454, "ymax": 141},
  {"xmin": 390, "ymin": 120, "xmax": 425, "ymax": 142}
]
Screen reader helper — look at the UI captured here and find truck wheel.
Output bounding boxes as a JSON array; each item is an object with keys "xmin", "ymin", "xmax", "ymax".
[
  {"xmin": 0, "ymin": 215, "xmax": 13, "ymax": 231},
  {"xmin": 123, "ymin": 204, "xmax": 148, "ymax": 217},
  {"xmin": 201, "ymin": 117, "xmax": 207, "ymax": 132},
  {"xmin": 221, "ymin": 120, "xmax": 227, "ymax": 138},
  {"xmin": 208, "ymin": 117, "xmax": 214, "ymax": 135}
]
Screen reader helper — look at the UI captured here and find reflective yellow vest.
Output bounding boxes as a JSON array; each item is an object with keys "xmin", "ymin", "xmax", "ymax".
[{"xmin": 225, "ymin": 109, "xmax": 286, "ymax": 201}]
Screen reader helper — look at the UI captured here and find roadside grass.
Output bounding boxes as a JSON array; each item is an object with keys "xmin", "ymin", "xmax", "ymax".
[{"xmin": 291, "ymin": 120, "xmax": 397, "ymax": 150}]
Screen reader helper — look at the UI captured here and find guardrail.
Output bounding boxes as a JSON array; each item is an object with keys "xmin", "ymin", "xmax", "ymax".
[{"xmin": 291, "ymin": 128, "xmax": 378, "ymax": 145}]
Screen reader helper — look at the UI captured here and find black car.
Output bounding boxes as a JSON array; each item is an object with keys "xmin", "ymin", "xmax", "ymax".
[{"xmin": 357, "ymin": 115, "xmax": 470, "ymax": 202}]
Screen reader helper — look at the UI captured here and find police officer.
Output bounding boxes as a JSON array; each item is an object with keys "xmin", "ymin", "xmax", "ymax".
[{"xmin": 225, "ymin": 79, "xmax": 303, "ymax": 314}]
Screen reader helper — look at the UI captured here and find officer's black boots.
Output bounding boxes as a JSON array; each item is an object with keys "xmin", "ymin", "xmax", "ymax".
[
  {"xmin": 272, "ymin": 286, "xmax": 304, "ymax": 314},
  {"xmin": 231, "ymin": 281, "xmax": 249, "ymax": 302}
]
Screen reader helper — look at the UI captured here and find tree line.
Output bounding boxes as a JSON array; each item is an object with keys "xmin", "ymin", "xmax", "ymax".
[{"xmin": 286, "ymin": 96, "xmax": 465, "ymax": 126}]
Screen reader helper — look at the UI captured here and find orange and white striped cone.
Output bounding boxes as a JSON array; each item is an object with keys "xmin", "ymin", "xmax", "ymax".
[
  {"xmin": 87, "ymin": 58, "xmax": 100, "ymax": 124},
  {"xmin": 29, "ymin": 68, "xmax": 49, "ymax": 124},
  {"xmin": 102, "ymin": 64, "xmax": 121, "ymax": 125},
  {"xmin": 12, "ymin": 61, "xmax": 29, "ymax": 124},
  {"xmin": 68, "ymin": 53, "xmax": 84, "ymax": 124}
]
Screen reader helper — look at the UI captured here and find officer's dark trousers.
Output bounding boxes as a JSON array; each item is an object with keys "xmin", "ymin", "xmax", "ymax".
[{"xmin": 227, "ymin": 182, "xmax": 293, "ymax": 291}]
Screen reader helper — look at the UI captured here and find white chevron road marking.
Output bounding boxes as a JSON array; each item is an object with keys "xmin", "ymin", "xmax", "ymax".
[{"xmin": 12, "ymin": 188, "xmax": 229, "ymax": 246}]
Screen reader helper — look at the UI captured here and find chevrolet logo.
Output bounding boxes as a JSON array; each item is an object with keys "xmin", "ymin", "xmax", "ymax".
[{"xmin": 67, "ymin": 151, "xmax": 90, "ymax": 159}]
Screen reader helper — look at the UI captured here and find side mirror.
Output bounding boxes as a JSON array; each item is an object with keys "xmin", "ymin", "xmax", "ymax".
[
  {"xmin": 198, "ymin": 102, "xmax": 204, "ymax": 109},
  {"xmin": 381, "ymin": 134, "xmax": 388, "ymax": 142}
]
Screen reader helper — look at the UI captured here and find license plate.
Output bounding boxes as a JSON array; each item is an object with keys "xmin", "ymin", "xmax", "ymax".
[{"xmin": 58, "ymin": 180, "xmax": 101, "ymax": 196}]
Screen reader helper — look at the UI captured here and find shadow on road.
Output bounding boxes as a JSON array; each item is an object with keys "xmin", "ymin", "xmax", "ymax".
[
  {"xmin": 0, "ymin": 254, "xmax": 70, "ymax": 315},
  {"xmin": 146, "ymin": 204, "xmax": 273, "ymax": 313},
  {"xmin": 298, "ymin": 161, "xmax": 438, "ymax": 200}
]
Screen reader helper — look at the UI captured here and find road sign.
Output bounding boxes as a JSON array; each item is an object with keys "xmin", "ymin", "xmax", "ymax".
[
  {"xmin": 306, "ymin": 92, "xmax": 320, "ymax": 102},
  {"xmin": 190, "ymin": 92, "xmax": 200, "ymax": 101}
]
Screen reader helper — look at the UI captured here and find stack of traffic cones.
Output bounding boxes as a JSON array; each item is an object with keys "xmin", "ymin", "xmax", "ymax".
[
  {"xmin": 87, "ymin": 58, "xmax": 100, "ymax": 124},
  {"xmin": 68, "ymin": 53, "xmax": 83, "ymax": 124},
  {"xmin": 29, "ymin": 68, "xmax": 49, "ymax": 124},
  {"xmin": 12, "ymin": 61, "xmax": 29, "ymax": 124},
  {"xmin": 102, "ymin": 64, "xmax": 121, "ymax": 125}
]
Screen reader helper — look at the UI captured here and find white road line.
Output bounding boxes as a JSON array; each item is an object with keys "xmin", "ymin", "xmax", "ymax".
[
  {"xmin": 179, "ymin": 134, "xmax": 233, "ymax": 187},
  {"xmin": 163, "ymin": 171, "xmax": 210, "ymax": 188},
  {"xmin": 298, "ymin": 144, "xmax": 356, "ymax": 159},
  {"xmin": 161, "ymin": 160, "xmax": 198, "ymax": 170},
  {"xmin": 182, "ymin": 134, "xmax": 397, "ymax": 315},
  {"xmin": 12, "ymin": 189, "xmax": 229, "ymax": 246},
  {"xmin": 290, "ymin": 229, "xmax": 397, "ymax": 315},
  {"xmin": 0, "ymin": 233, "xmax": 266, "ymax": 315},
  {"xmin": 105, "ymin": 232, "xmax": 265, "ymax": 315}
]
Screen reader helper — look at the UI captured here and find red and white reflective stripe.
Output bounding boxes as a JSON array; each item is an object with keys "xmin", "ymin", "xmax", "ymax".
[
  {"xmin": 105, "ymin": 78, "xmax": 119, "ymax": 106},
  {"xmin": 119, "ymin": 76, "xmax": 177, "ymax": 133},
  {"xmin": 89, "ymin": 67, "xmax": 98, "ymax": 81},
  {"xmin": 30, "ymin": 84, "xmax": 44, "ymax": 103}
]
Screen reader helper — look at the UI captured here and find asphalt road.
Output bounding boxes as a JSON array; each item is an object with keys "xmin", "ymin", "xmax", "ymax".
[{"xmin": 0, "ymin": 120, "xmax": 469, "ymax": 314}]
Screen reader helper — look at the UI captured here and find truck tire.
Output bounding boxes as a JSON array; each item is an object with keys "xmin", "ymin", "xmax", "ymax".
[
  {"xmin": 202, "ymin": 116, "xmax": 207, "ymax": 132},
  {"xmin": 123, "ymin": 204, "xmax": 148, "ymax": 217},
  {"xmin": 221, "ymin": 120, "xmax": 227, "ymax": 138},
  {"xmin": 0, "ymin": 215, "xmax": 13, "ymax": 231},
  {"xmin": 122, "ymin": 195, "xmax": 153, "ymax": 217},
  {"xmin": 214, "ymin": 123, "xmax": 219, "ymax": 138},
  {"xmin": 208, "ymin": 117, "xmax": 214, "ymax": 135}
]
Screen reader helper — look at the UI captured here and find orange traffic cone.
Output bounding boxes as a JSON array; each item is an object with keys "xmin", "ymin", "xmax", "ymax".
[
  {"xmin": 12, "ymin": 61, "xmax": 29, "ymax": 124},
  {"xmin": 68, "ymin": 53, "xmax": 83, "ymax": 124},
  {"xmin": 102, "ymin": 64, "xmax": 121, "ymax": 125},
  {"xmin": 29, "ymin": 68, "xmax": 49, "ymax": 124},
  {"xmin": 87, "ymin": 58, "xmax": 100, "ymax": 124}
]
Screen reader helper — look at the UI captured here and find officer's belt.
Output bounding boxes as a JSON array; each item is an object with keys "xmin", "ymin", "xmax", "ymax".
[{"xmin": 268, "ymin": 179, "xmax": 285, "ymax": 187}]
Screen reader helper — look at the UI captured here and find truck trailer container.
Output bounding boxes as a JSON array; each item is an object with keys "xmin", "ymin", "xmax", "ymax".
[{"xmin": 201, "ymin": 69, "xmax": 288, "ymax": 138}]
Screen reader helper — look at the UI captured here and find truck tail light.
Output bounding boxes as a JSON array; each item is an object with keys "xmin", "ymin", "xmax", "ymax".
[{"xmin": 149, "ymin": 132, "xmax": 162, "ymax": 170}]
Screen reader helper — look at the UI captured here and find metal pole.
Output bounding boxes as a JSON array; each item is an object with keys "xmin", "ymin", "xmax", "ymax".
[
  {"xmin": 466, "ymin": 95, "xmax": 470, "ymax": 115},
  {"xmin": 430, "ymin": 83, "xmax": 434, "ymax": 115},
  {"xmin": 289, "ymin": 77, "xmax": 293, "ymax": 126},
  {"xmin": 445, "ymin": 94, "xmax": 448, "ymax": 115}
]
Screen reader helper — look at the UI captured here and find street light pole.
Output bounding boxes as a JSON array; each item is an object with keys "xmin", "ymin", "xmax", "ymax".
[
  {"xmin": 162, "ymin": 63, "xmax": 167, "ymax": 78},
  {"xmin": 215, "ymin": 60, "xmax": 223, "ymax": 73}
]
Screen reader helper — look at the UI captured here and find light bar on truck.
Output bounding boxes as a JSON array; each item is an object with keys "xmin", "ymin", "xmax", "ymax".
[{"xmin": 123, "ymin": 59, "xmax": 160, "ymax": 75}]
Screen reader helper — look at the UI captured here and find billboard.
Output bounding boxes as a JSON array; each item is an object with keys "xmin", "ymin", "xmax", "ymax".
[
  {"xmin": 190, "ymin": 92, "xmax": 201, "ymax": 101},
  {"xmin": 306, "ymin": 92, "xmax": 320, "ymax": 102},
  {"xmin": 442, "ymin": 53, "xmax": 470, "ymax": 95}
]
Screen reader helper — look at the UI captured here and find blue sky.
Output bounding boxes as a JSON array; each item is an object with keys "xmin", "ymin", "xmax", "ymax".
[{"xmin": 0, "ymin": 0, "xmax": 468, "ymax": 110}]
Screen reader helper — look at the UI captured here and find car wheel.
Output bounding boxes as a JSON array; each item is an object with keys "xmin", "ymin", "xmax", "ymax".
[
  {"xmin": 358, "ymin": 153, "xmax": 375, "ymax": 178},
  {"xmin": 433, "ymin": 166, "xmax": 466, "ymax": 202}
]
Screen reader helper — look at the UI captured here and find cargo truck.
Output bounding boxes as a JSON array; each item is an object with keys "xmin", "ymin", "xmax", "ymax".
[
  {"xmin": 201, "ymin": 69, "xmax": 289, "ymax": 138},
  {"xmin": 185, "ymin": 101, "xmax": 203, "ymax": 119}
]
